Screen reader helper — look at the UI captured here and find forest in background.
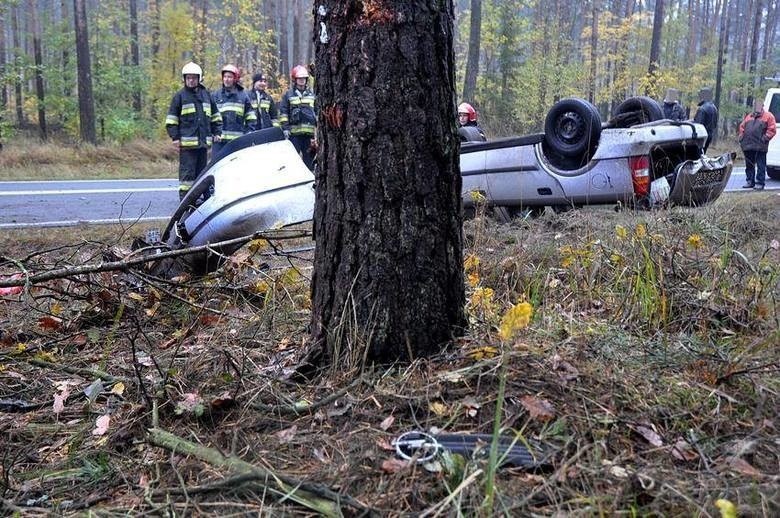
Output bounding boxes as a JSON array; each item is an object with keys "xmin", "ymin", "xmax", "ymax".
[{"xmin": 0, "ymin": 0, "xmax": 777, "ymax": 144}]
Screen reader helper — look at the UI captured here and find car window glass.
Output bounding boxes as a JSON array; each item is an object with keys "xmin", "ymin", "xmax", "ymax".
[{"xmin": 768, "ymin": 93, "xmax": 780, "ymax": 121}]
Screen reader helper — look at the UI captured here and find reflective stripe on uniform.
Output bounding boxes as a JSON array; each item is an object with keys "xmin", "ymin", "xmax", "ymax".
[
  {"xmin": 202, "ymin": 103, "xmax": 212, "ymax": 116},
  {"xmin": 180, "ymin": 103, "xmax": 196, "ymax": 116},
  {"xmin": 218, "ymin": 102, "xmax": 245, "ymax": 115},
  {"xmin": 290, "ymin": 125, "xmax": 315, "ymax": 135},
  {"xmin": 165, "ymin": 114, "xmax": 180, "ymax": 125},
  {"xmin": 211, "ymin": 112, "xmax": 223, "ymax": 123},
  {"xmin": 279, "ymin": 114, "xmax": 289, "ymax": 123},
  {"xmin": 180, "ymin": 136, "xmax": 199, "ymax": 147},
  {"xmin": 179, "ymin": 181, "xmax": 193, "ymax": 192}
]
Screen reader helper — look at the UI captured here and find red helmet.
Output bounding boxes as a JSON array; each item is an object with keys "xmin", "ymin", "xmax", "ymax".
[
  {"xmin": 291, "ymin": 65, "xmax": 309, "ymax": 80},
  {"xmin": 221, "ymin": 64, "xmax": 240, "ymax": 78},
  {"xmin": 458, "ymin": 103, "xmax": 477, "ymax": 122}
]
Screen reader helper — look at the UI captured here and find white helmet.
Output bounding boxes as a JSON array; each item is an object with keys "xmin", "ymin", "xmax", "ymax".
[{"xmin": 181, "ymin": 62, "xmax": 203, "ymax": 82}]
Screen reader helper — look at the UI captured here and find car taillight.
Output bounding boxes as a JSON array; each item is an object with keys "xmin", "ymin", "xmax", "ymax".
[{"xmin": 629, "ymin": 155, "xmax": 651, "ymax": 196}]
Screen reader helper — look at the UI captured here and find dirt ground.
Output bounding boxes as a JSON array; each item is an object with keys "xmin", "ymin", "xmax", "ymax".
[{"xmin": 1, "ymin": 193, "xmax": 778, "ymax": 516}]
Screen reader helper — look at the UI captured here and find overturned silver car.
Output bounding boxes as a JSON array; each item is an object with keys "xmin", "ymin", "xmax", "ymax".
[
  {"xmin": 460, "ymin": 96, "xmax": 733, "ymax": 220},
  {"xmin": 158, "ymin": 127, "xmax": 314, "ymax": 273}
]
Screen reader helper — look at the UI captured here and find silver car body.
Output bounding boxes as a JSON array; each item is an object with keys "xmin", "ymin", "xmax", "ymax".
[{"xmin": 461, "ymin": 121, "xmax": 731, "ymax": 211}]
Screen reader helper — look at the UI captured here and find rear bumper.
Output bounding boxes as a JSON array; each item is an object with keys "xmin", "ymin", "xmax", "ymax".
[{"xmin": 669, "ymin": 152, "xmax": 734, "ymax": 206}]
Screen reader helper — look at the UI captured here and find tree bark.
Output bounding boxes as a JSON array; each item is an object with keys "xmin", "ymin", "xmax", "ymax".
[
  {"xmin": 746, "ymin": 0, "xmax": 763, "ymax": 107},
  {"xmin": 30, "ymin": 7, "xmax": 47, "ymax": 140},
  {"xmin": 279, "ymin": 3, "xmax": 289, "ymax": 78},
  {"xmin": 129, "ymin": 0, "xmax": 141, "ymax": 113},
  {"xmin": 73, "ymin": 0, "xmax": 96, "ymax": 143},
  {"xmin": 0, "ymin": 5, "xmax": 7, "ymax": 112},
  {"xmin": 312, "ymin": 1, "xmax": 466, "ymax": 366},
  {"xmin": 715, "ymin": 0, "xmax": 729, "ymax": 109},
  {"xmin": 646, "ymin": 0, "xmax": 664, "ymax": 95},
  {"xmin": 462, "ymin": 0, "xmax": 481, "ymax": 101},
  {"xmin": 588, "ymin": 0, "xmax": 599, "ymax": 104},
  {"xmin": 11, "ymin": 5, "xmax": 23, "ymax": 126}
]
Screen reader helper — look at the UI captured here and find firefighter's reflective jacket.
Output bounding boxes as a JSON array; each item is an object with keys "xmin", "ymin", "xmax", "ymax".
[
  {"xmin": 279, "ymin": 87, "xmax": 316, "ymax": 136},
  {"xmin": 165, "ymin": 85, "xmax": 222, "ymax": 148},
  {"xmin": 249, "ymin": 90, "xmax": 280, "ymax": 130},
  {"xmin": 212, "ymin": 84, "xmax": 255, "ymax": 142}
]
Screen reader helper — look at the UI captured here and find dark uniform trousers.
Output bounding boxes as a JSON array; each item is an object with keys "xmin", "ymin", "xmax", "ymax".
[{"xmin": 179, "ymin": 148, "xmax": 208, "ymax": 200}]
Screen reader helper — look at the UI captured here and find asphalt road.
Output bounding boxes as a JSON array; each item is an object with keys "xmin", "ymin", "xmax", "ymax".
[{"xmin": 0, "ymin": 167, "xmax": 777, "ymax": 229}]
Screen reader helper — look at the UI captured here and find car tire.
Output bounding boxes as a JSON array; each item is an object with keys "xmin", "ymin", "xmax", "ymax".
[
  {"xmin": 767, "ymin": 166, "xmax": 780, "ymax": 181},
  {"xmin": 611, "ymin": 96, "xmax": 664, "ymax": 127},
  {"xmin": 458, "ymin": 126, "xmax": 486, "ymax": 142},
  {"xmin": 544, "ymin": 98, "xmax": 601, "ymax": 159}
]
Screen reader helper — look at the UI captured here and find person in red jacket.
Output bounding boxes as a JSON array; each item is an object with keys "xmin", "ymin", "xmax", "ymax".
[{"xmin": 739, "ymin": 100, "xmax": 777, "ymax": 190}]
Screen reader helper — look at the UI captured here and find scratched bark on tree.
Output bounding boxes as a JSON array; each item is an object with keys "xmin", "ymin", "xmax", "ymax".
[{"xmin": 311, "ymin": 0, "xmax": 466, "ymax": 365}]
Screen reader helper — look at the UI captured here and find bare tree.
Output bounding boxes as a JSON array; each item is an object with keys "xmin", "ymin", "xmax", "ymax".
[
  {"xmin": 462, "ymin": 0, "xmax": 481, "ymax": 101},
  {"xmin": 646, "ymin": 0, "xmax": 664, "ymax": 95},
  {"xmin": 0, "ymin": 5, "xmax": 7, "ymax": 112},
  {"xmin": 73, "ymin": 0, "xmax": 96, "ymax": 143},
  {"xmin": 30, "ymin": 6, "xmax": 47, "ymax": 140},
  {"xmin": 311, "ymin": 1, "xmax": 466, "ymax": 366},
  {"xmin": 588, "ymin": 0, "xmax": 599, "ymax": 104},
  {"xmin": 129, "ymin": 0, "xmax": 141, "ymax": 112},
  {"xmin": 11, "ymin": 5, "xmax": 23, "ymax": 126}
]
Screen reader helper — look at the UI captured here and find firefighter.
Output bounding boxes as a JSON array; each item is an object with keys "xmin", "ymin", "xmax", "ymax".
[
  {"xmin": 458, "ymin": 102, "xmax": 486, "ymax": 140},
  {"xmin": 165, "ymin": 62, "xmax": 222, "ymax": 200},
  {"xmin": 279, "ymin": 65, "xmax": 317, "ymax": 170},
  {"xmin": 248, "ymin": 72, "xmax": 279, "ymax": 130},
  {"xmin": 211, "ymin": 64, "xmax": 255, "ymax": 156}
]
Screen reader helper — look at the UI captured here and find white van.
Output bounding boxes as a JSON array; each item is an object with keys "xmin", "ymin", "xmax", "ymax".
[{"xmin": 764, "ymin": 88, "xmax": 780, "ymax": 180}]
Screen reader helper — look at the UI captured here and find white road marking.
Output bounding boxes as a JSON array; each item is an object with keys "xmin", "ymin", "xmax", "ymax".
[{"xmin": 0, "ymin": 187, "xmax": 175, "ymax": 196}]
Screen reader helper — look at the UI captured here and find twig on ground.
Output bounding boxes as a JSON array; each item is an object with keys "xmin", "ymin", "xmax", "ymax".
[
  {"xmin": 250, "ymin": 377, "xmax": 362, "ymax": 415},
  {"xmin": 0, "ymin": 229, "xmax": 312, "ymax": 288},
  {"xmin": 147, "ymin": 427, "xmax": 370, "ymax": 516}
]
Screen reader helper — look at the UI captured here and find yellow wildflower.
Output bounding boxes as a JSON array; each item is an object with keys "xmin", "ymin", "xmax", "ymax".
[
  {"xmin": 687, "ymin": 233, "xmax": 704, "ymax": 249},
  {"xmin": 469, "ymin": 190, "xmax": 487, "ymax": 204},
  {"xmin": 498, "ymin": 302, "xmax": 533, "ymax": 341},
  {"xmin": 469, "ymin": 287, "xmax": 495, "ymax": 310},
  {"xmin": 464, "ymin": 254, "xmax": 480, "ymax": 273},
  {"xmin": 615, "ymin": 225, "xmax": 628, "ymax": 239},
  {"xmin": 467, "ymin": 272, "xmax": 480, "ymax": 287},
  {"xmin": 634, "ymin": 223, "xmax": 647, "ymax": 238},
  {"xmin": 248, "ymin": 239, "xmax": 269, "ymax": 253},
  {"xmin": 609, "ymin": 253, "xmax": 623, "ymax": 264},
  {"xmin": 715, "ymin": 499, "xmax": 737, "ymax": 518}
]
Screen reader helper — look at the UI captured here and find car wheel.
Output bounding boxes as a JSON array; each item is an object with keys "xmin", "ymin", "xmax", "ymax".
[
  {"xmin": 458, "ymin": 126, "xmax": 486, "ymax": 142},
  {"xmin": 767, "ymin": 166, "xmax": 780, "ymax": 181},
  {"xmin": 611, "ymin": 96, "xmax": 663, "ymax": 127},
  {"xmin": 544, "ymin": 98, "xmax": 602, "ymax": 159}
]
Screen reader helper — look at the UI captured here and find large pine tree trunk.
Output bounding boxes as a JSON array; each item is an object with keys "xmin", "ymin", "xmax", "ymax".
[
  {"xmin": 30, "ymin": 7, "xmax": 47, "ymax": 140},
  {"xmin": 462, "ymin": 0, "xmax": 481, "ymax": 101},
  {"xmin": 73, "ymin": 0, "xmax": 96, "ymax": 144},
  {"xmin": 312, "ymin": 1, "xmax": 466, "ymax": 366}
]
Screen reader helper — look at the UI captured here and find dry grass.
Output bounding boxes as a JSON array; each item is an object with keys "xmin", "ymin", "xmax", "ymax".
[
  {"xmin": 0, "ymin": 140, "xmax": 177, "ymax": 180},
  {"xmin": 0, "ymin": 194, "xmax": 778, "ymax": 515}
]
